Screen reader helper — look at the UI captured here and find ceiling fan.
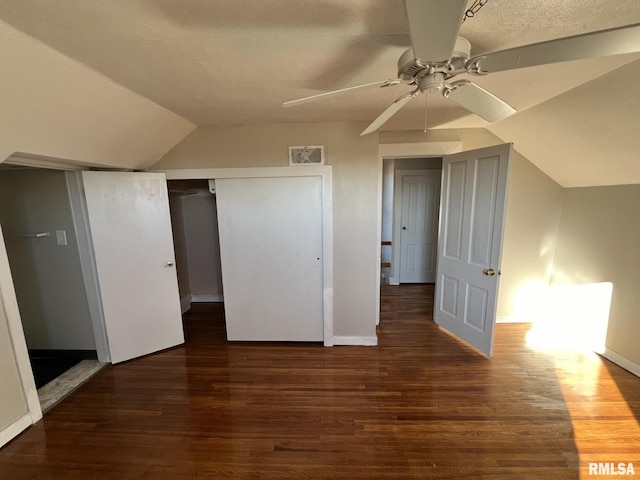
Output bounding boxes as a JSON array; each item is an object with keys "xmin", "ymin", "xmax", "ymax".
[{"xmin": 283, "ymin": 0, "xmax": 640, "ymax": 135}]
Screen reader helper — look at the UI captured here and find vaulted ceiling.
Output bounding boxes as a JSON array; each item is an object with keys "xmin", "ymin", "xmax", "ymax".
[{"xmin": 1, "ymin": 0, "xmax": 640, "ymax": 186}]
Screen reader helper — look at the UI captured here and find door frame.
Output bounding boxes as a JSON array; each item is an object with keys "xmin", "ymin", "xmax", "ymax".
[
  {"xmin": 0, "ymin": 223, "xmax": 42, "ymax": 445},
  {"xmin": 155, "ymin": 166, "xmax": 335, "ymax": 346},
  {"xmin": 66, "ymin": 172, "xmax": 111, "ymax": 362},
  {"xmin": 376, "ymin": 142, "xmax": 462, "ymax": 325}
]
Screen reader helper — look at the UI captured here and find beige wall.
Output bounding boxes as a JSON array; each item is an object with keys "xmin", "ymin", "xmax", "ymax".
[
  {"xmin": 552, "ymin": 185, "xmax": 640, "ymax": 366},
  {"xmin": 0, "ymin": 19, "xmax": 194, "ymax": 169},
  {"xmin": 328, "ymin": 125, "xmax": 379, "ymax": 337},
  {"xmin": 0, "ymin": 169, "xmax": 96, "ymax": 350},
  {"xmin": 155, "ymin": 122, "xmax": 379, "ymax": 338},
  {"xmin": 498, "ymin": 151, "xmax": 564, "ymax": 320},
  {"xmin": 155, "ymin": 123, "xmax": 331, "ymax": 169},
  {"xmin": 181, "ymin": 193, "xmax": 224, "ymax": 300}
]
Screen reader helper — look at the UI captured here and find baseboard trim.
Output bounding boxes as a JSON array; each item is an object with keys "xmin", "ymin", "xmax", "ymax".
[
  {"xmin": 601, "ymin": 348, "xmax": 640, "ymax": 378},
  {"xmin": 496, "ymin": 315, "xmax": 530, "ymax": 323},
  {"xmin": 332, "ymin": 336, "xmax": 378, "ymax": 346},
  {"xmin": 0, "ymin": 413, "xmax": 32, "ymax": 449},
  {"xmin": 191, "ymin": 294, "xmax": 224, "ymax": 303}
]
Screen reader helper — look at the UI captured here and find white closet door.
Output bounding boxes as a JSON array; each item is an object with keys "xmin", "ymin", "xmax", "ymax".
[
  {"xmin": 82, "ymin": 171, "xmax": 184, "ymax": 363},
  {"xmin": 216, "ymin": 176, "xmax": 323, "ymax": 341}
]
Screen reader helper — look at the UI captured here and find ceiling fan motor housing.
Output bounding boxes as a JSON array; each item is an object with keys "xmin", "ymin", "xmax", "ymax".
[{"xmin": 397, "ymin": 36, "xmax": 472, "ymax": 81}]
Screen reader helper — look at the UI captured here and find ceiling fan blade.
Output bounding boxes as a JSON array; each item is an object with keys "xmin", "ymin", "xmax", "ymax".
[
  {"xmin": 444, "ymin": 80, "xmax": 516, "ymax": 123},
  {"xmin": 468, "ymin": 23, "xmax": 640, "ymax": 74},
  {"xmin": 361, "ymin": 89, "xmax": 419, "ymax": 136},
  {"xmin": 405, "ymin": 0, "xmax": 467, "ymax": 64},
  {"xmin": 283, "ymin": 79, "xmax": 400, "ymax": 107}
]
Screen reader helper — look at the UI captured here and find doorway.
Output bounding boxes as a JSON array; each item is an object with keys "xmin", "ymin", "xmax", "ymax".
[
  {"xmin": 381, "ymin": 157, "xmax": 442, "ymax": 285},
  {"xmin": 0, "ymin": 167, "xmax": 104, "ymax": 411},
  {"xmin": 378, "ymin": 144, "xmax": 512, "ymax": 358},
  {"xmin": 163, "ymin": 166, "xmax": 334, "ymax": 344},
  {"xmin": 166, "ymin": 179, "xmax": 224, "ymax": 315}
]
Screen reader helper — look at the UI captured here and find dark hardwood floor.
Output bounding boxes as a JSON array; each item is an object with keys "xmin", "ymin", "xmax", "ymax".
[{"xmin": 1, "ymin": 284, "xmax": 639, "ymax": 479}]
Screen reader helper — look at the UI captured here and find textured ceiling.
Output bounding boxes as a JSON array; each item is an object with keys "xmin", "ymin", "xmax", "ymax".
[
  {"xmin": 1, "ymin": 0, "xmax": 640, "ymax": 130},
  {"xmin": 1, "ymin": 0, "xmax": 640, "ymax": 186}
]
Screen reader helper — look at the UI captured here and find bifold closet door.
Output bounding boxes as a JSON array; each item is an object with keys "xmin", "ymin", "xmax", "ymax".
[{"xmin": 215, "ymin": 176, "xmax": 323, "ymax": 342}]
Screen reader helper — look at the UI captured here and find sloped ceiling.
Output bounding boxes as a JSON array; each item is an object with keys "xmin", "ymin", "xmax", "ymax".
[
  {"xmin": 0, "ymin": 0, "xmax": 639, "ymax": 186},
  {"xmin": 488, "ymin": 59, "xmax": 640, "ymax": 187}
]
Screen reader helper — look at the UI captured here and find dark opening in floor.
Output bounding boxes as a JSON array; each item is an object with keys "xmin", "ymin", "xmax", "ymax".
[{"xmin": 29, "ymin": 350, "xmax": 96, "ymax": 389}]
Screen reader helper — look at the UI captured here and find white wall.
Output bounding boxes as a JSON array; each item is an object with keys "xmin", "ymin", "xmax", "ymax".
[
  {"xmin": 154, "ymin": 122, "xmax": 380, "ymax": 339},
  {"xmin": 0, "ymin": 169, "xmax": 95, "ymax": 350},
  {"xmin": 552, "ymin": 185, "xmax": 640, "ymax": 370}
]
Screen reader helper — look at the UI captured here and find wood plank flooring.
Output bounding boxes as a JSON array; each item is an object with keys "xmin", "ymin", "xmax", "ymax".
[{"xmin": 1, "ymin": 284, "xmax": 639, "ymax": 479}]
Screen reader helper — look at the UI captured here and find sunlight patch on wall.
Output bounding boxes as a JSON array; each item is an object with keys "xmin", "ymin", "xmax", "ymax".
[
  {"xmin": 526, "ymin": 282, "xmax": 613, "ymax": 353},
  {"xmin": 510, "ymin": 279, "xmax": 552, "ymax": 323}
]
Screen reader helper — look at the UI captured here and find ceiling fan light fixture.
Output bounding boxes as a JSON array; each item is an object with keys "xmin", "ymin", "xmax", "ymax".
[{"xmin": 418, "ymin": 72, "xmax": 445, "ymax": 93}]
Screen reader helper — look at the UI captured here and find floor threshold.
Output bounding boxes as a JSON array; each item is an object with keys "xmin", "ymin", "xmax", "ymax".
[{"xmin": 38, "ymin": 360, "xmax": 108, "ymax": 413}]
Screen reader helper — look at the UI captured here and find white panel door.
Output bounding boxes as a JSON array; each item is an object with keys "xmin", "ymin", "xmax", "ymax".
[
  {"xmin": 398, "ymin": 171, "xmax": 440, "ymax": 283},
  {"xmin": 82, "ymin": 171, "xmax": 184, "ymax": 363},
  {"xmin": 215, "ymin": 176, "xmax": 323, "ymax": 341},
  {"xmin": 434, "ymin": 144, "xmax": 511, "ymax": 356}
]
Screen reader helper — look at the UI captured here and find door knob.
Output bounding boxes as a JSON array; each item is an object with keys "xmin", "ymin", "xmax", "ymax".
[
  {"xmin": 483, "ymin": 268, "xmax": 496, "ymax": 276},
  {"xmin": 166, "ymin": 261, "xmax": 174, "ymax": 267}
]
